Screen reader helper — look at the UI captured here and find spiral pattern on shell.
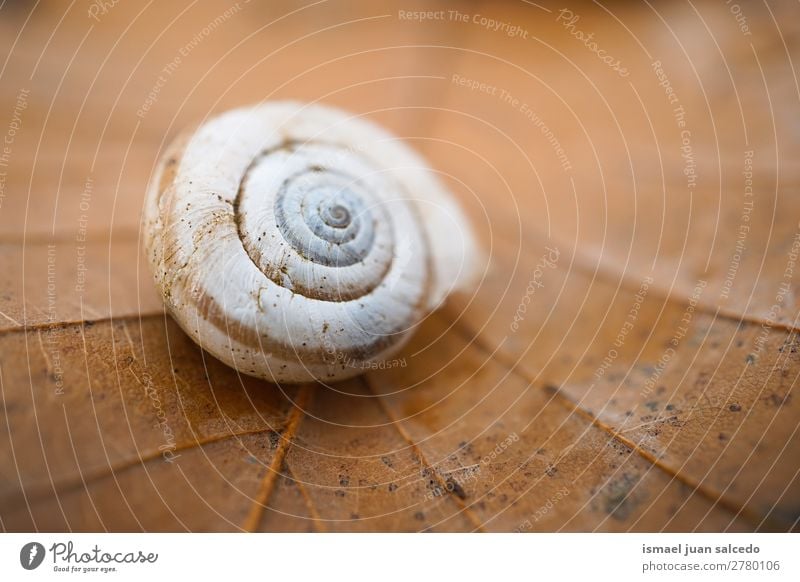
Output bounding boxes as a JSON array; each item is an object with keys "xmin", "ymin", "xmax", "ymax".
[{"xmin": 144, "ymin": 102, "xmax": 476, "ymax": 383}]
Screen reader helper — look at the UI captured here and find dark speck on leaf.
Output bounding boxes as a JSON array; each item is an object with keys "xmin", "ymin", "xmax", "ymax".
[
  {"xmin": 446, "ymin": 478, "xmax": 467, "ymax": 500},
  {"xmin": 267, "ymin": 431, "xmax": 281, "ymax": 448}
]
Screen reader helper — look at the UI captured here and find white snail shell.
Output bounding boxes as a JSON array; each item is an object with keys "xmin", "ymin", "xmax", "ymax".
[{"xmin": 144, "ymin": 101, "xmax": 477, "ymax": 383}]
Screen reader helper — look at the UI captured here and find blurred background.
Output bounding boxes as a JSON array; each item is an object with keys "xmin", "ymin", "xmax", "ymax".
[{"xmin": 1, "ymin": 0, "xmax": 798, "ymax": 532}]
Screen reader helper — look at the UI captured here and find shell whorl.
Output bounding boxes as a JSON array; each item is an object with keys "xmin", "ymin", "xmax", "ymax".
[{"xmin": 144, "ymin": 102, "xmax": 476, "ymax": 383}]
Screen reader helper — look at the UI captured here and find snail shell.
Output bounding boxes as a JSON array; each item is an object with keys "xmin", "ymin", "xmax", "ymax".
[{"xmin": 144, "ymin": 101, "xmax": 477, "ymax": 383}]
